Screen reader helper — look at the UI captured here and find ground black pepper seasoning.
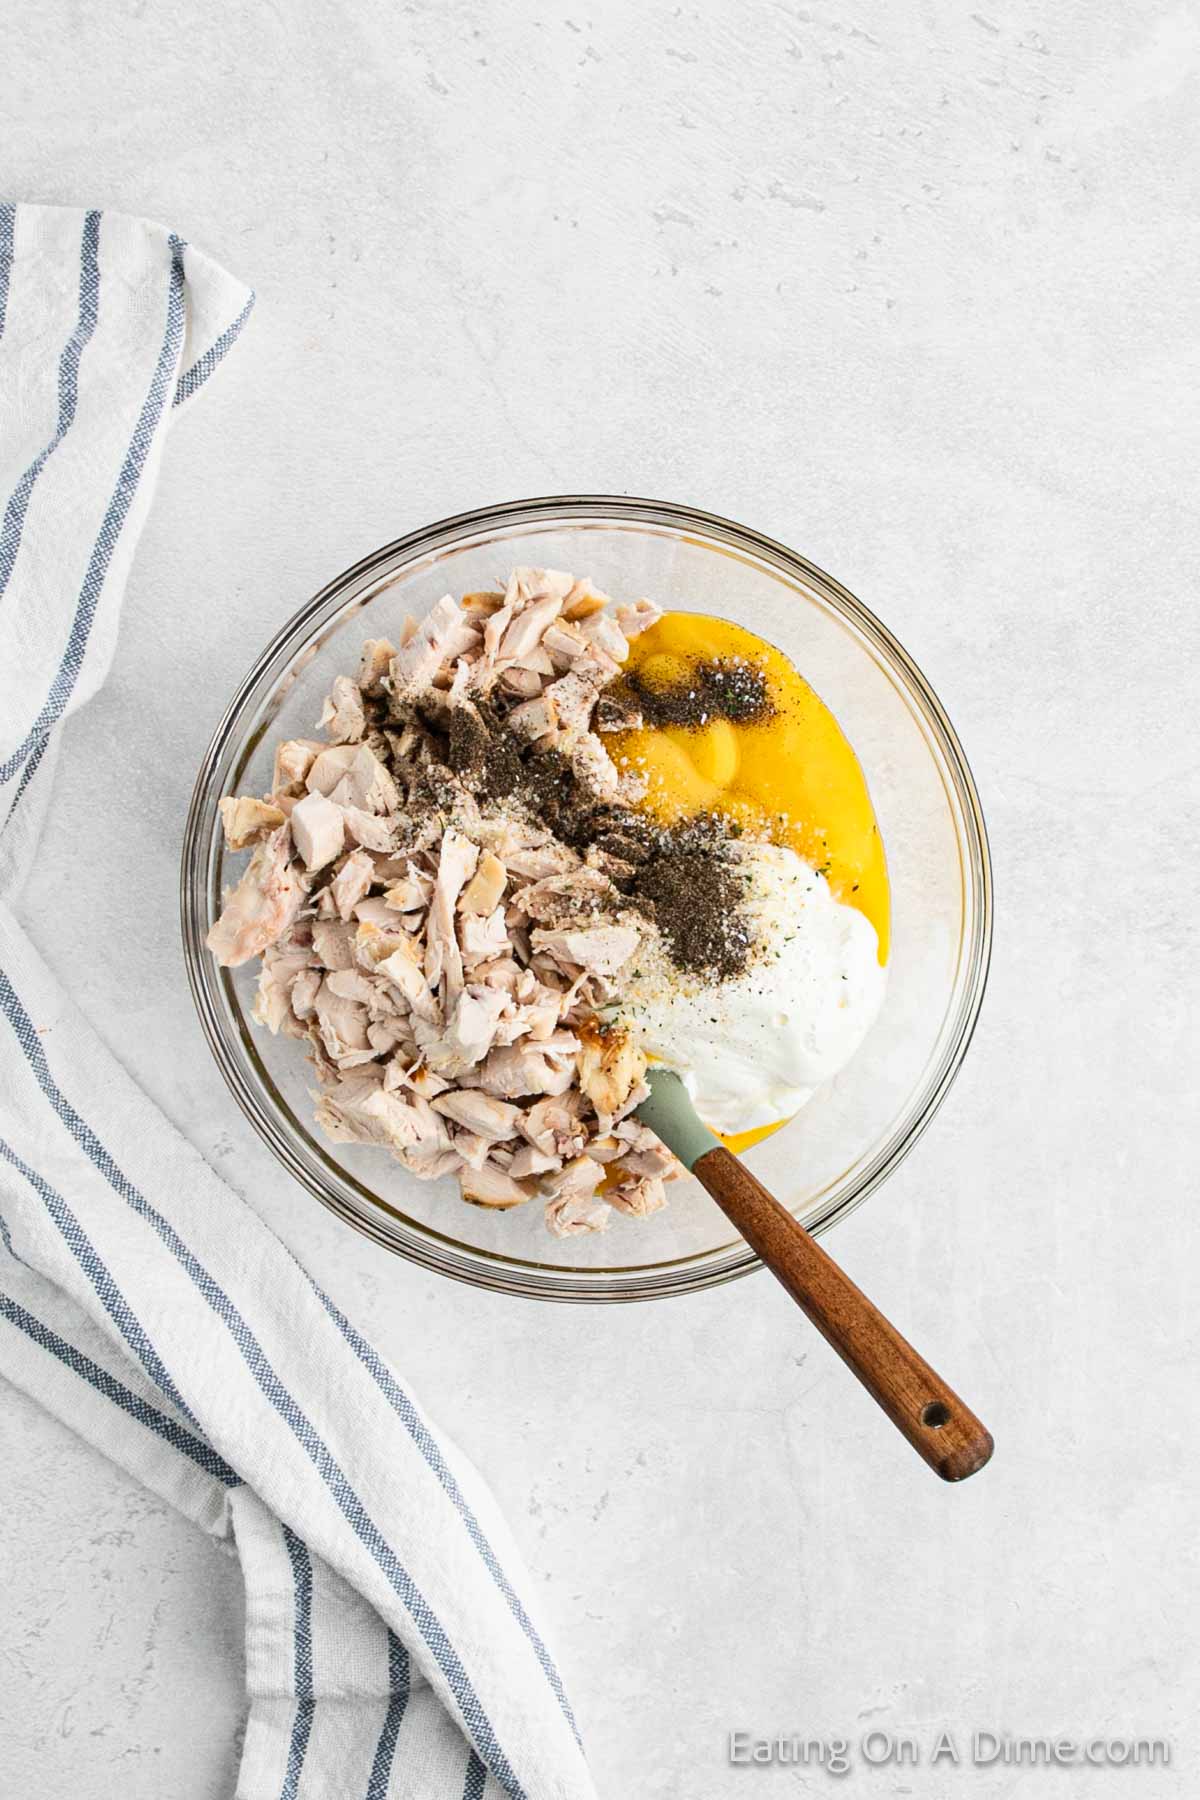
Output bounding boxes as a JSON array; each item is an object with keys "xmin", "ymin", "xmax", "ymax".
[
  {"xmin": 616, "ymin": 656, "xmax": 772, "ymax": 730},
  {"xmin": 389, "ymin": 685, "xmax": 760, "ymax": 984},
  {"xmin": 625, "ymin": 823, "xmax": 753, "ymax": 982}
]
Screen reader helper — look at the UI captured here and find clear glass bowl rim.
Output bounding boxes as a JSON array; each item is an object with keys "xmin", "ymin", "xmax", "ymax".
[{"xmin": 180, "ymin": 494, "xmax": 992, "ymax": 1303}]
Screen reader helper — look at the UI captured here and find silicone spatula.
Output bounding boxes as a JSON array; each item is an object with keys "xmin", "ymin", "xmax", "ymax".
[{"xmin": 637, "ymin": 1068, "xmax": 994, "ymax": 1481}]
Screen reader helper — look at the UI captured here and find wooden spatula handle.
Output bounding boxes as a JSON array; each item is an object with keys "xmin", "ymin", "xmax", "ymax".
[{"xmin": 693, "ymin": 1147, "xmax": 994, "ymax": 1481}]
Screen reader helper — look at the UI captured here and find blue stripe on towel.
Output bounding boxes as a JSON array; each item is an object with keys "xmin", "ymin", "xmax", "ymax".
[
  {"xmin": 0, "ymin": 1290, "xmax": 240, "ymax": 1484},
  {"xmin": 0, "ymin": 203, "xmax": 14, "ymax": 338},
  {"xmin": 174, "ymin": 291, "xmax": 255, "ymax": 406},
  {"xmin": 0, "ymin": 962, "xmax": 528, "ymax": 1800},
  {"xmin": 281, "ymin": 1526, "xmax": 316, "ymax": 1800},
  {"xmin": 311, "ymin": 1282, "xmax": 583, "ymax": 1749},
  {"xmin": 365, "ymin": 1630, "xmax": 410, "ymax": 1800},
  {"xmin": 0, "ymin": 1123, "xmax": 199, "ymax": 1430},
  {"xmin": 463, "ymin": 1749, "xmax": 488, "ymax": 1800},
  {"xmin": 0, "ymin": 210, "xmax": 101, "ymax": 606},
  {"xmin": 0, "ymin": 234, "xmax": 187, "ymax": 786},
  {"xmin": 4, "ymin": 730, "xmax": 49, "ymax": 824}
]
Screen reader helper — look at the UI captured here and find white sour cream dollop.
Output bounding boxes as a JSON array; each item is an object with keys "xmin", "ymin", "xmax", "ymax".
[{"xmin": 620, "ymin": 841, "xmax": 887, "ymax": 1136}]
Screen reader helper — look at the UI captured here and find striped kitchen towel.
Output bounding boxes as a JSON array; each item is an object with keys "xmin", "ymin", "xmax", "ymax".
[{"xmin": 0, "ymin": 205, "xmax": 594, "ymax": 1800}]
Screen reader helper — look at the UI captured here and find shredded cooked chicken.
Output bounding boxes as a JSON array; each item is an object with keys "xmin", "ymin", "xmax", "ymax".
[{"xmin": 207, "ymin": 568, "xmax": 684, "ymax": 1235}]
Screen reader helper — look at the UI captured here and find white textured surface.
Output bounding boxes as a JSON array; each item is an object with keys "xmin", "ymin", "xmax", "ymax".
[{"xmin": 4, "ymin": 3, "xmax": 1198, "ymax": 1796}]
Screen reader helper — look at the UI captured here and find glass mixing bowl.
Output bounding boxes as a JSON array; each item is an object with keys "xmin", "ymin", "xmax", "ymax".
[{"xmin": 181, "ymin": 497, "xmax": 991, "ymax": 1301}]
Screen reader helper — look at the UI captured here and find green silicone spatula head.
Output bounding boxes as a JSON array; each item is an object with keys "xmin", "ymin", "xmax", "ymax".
[
  {"xmin": 637, "ymin": 1069, "xmax": 993, "ymax": 1482},
  {"xmin": 637, "ymin": 1067, "xmax": 723, "ymax": 1169}
]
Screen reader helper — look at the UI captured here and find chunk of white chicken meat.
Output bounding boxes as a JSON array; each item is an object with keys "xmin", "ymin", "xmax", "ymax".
[
  {"xmin": 219, "ymin": 795, "xmax": 286, "ymax": 851},
  {"xmin": 584, "ymin": 1134, "xmax": 626, "ymax": 1162},
  {"xmin": 543, "ymin": 1154, "xmax": 606, "ymax": 1201},
  {"xmin": 578, "ymin": 611, "xmax": 629, "ymax": 664},
  {"xmin": 375, "ymin": 934, "xmax": 440, "ymax": 1021},
  {"xmin": 459, "ymin": 906, "xmax": 510, "ymax": 966},
  {"xmin": 541, "ymin": 669, "xmax": 599, "ymax": 736},
  {"xmin": 531, "ymin": 923, "xmax": 640, "ymax": 978},
  {"xmin": 459, "ymin": 1163, "xmax": 534, "ymax": 1210},
  {"xmin": 503, "ymin": 841, "xmax": 581, "ymax": 880},
  {"xmin": 614, "ymin": 596, "xmax": 663, "ymax": 639},
  {"xmin": 431, "ymin": 1090, "xmax": 522, "ymax": 1141},
  {"xmin": 389, "ymin": 1062, "xmax": 451, "ymax": 1099},
  {"xmin": 612, "ymin": 1120, "xmax": 685, "ymax": 1180},
  {"xmin": 550, "ymin": 1195, "xmax": 615, "ymax": 1238},
  {"xmin": 576, "ymin": 1022, "xmax": 647, "ymax": 1121},
  {"xmin": 357, "ymin": 637, "xmax": 395, "ymax": 694},
  {"xmin": 339, "ymin": 805, "xmax": 395, "ymax": 853},
  {"xmin": 305, "ymin": 743, "xmax": 360, "ymax": 797},
  {"xmin": 314, "ymin": 1077, "xmax": 422, "ymax": 1154},
  {"xmin": 390, "ymin": 595, "xmax": 481, "ymax": 691},
  {"xmin": 451, "ymin": 1130, "xmax": 497, "ymax": 1170},
  {"xmin": 354, "ymin": 928, "xmax": 410, "ymax": 986},
  {"xmin": 545, "ymin": 1192, "xmax": 613, "ymax": 1236},
  {"xmin": 272, "ymin": 739, "xmax": 324, "ymax": 797},
  {"xmin": 310, "ymin": 917, "xmax": 357, "ymax": 970},
  {"xmin": 423, "ymin": 826, "xmax": 478, "ymax": 1003},
  {"xmin": 306, "ymin": 742, "xmax": 396, "ymax": 814},
  {"xmin": 510, "ymin": 990, "xmax": 564, "ymax": 1042},
  {"xmin": 512, "ymin": 867, "xmax": 615, "ymax": 926},
  {"xmin": 252, "ymin": 945, "xmax": 313, "ymax": 1033},
  {"xmin": 541, "ymin": 620, "xmax": 589, "ymax": 672},
  {"xmin": 354, "ymin": 896, "xmax": 413, "ymax": 932},
  {"xmin": 505, "ymin": 692, "xmax": 559, "ymax": 743},
  {"xmin": 495, "ymin": 592, "xmax": 565, "ymax": 664},
  {"xmin": 498, "ymin": 666, "xmax": 542, "ymax": 700},
  {"xmin": 384, "ymin": 865, "xmax": 435, "ymax": 914},
  {"xmin": 414, "ymin": 985, "xmax": 509, "ymax": 1077},
  {"xmin": 367, "ymin": 1017, "xmax": 413, "ymax": 1056},
  {"xmin": 479, "ymin": 593, "xmax": 517, "ymax": 670},
  {"xmin": 290, "ymin": 966, "xmax": 322, "ymax": 1020},
  {"xmin": 329, "ymin": 745, "xmax": 399, "ymax": 815},
  {"xmin": 478, "ymin": 1044, "xmax": 575, "ymax": 1099},
  {"xmin": 330, "ymin": 849, "xmax": 374, "ymax": 920},
  {"xmin": 567, "ymin": 731, "xmax": 623, "ymax": 800},
  {"xmin": 207, "ymin": 826, "xmax": 306, "ymax": 968},
  {"xmin": 313, "ymin": 978, "xmax": 375, "ymax": 1066},
  {"xmin": 507, "ymin": 1143, "xmax": 563, "ymax": 1178},
  {"xmin": 511, "ymin": 566, "xmax": 575, "ymax": 604},
  {"xmin": 607, "ymin": 1173, "xmax": 667, "ymax": 1217},
  {"xmin": 561, "ymin": 576, "xmax": 611, "ymax": 621},
  {"xmin": 543, "ymin": 1158, "xmax": 611, "ymax": 1236},
  {"xmin": 458, "ymin": 850, "xmax": 506, "ymax": 916},
  {"xmin": 460, "ymin": 589, "xmax": 505, "ymax": 616},
  {"xmin": 290, "ymin": 789, "xmax": 345, "ymax": 871},
  {"xmin": 396, "ymin": 1094, "xmax": 456, "ymax": 1169},
  {"xmin": 324, "ymin": 967, "xmax": 391, "ymax": 1011},
  {"xmin": 318, "ymin": 675, "xmax": 366, "ymax": 744}
]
